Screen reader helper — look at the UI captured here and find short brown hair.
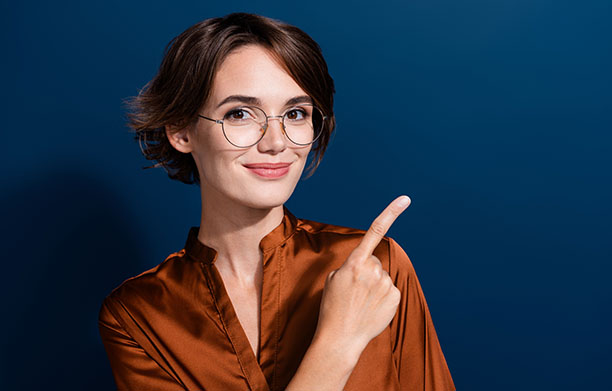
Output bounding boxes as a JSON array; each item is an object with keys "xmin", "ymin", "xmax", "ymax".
[{"xmin": 125, "ymin": 12, "xmax": 336, "ymax": 185}]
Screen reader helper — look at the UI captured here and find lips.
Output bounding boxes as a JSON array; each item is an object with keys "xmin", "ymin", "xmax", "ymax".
[
  {"xmin": 242, "ymin": 162, "xmax": 292, "ymax": 169},
  {"xmin": 243, "ymin": 162, "xmax": 292, "ymax": 178}
]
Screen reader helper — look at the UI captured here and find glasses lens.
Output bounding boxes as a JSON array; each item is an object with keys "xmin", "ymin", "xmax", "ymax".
[
  {"xmin": 221, "ymin": 105, "xmax": 325, "ymax": 147},
  {"xmin": 283, "ymin": 105, "xmax": 325, "ymax": 145},
  {"xmin": 222, "ymin": 106, "xmax": 266, "ymax": 147}
]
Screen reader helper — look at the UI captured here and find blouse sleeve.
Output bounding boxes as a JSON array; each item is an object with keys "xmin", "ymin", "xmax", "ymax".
[
  {"xmin": 387, "ymin": 237, "xmax": 456, "ymax": 391},
  {"xmin": 98, "ymin": 296, "xmax": 186, "ymax": 391}
]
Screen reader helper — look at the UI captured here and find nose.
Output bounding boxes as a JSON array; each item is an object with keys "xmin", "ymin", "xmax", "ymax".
[{"xmin": 257, "ymin": 116, "xmax": 287, "ymax": 154}]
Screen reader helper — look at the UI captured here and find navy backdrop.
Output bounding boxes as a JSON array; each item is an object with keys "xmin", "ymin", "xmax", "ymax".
[{"xmin": 1, "ymin": 0, "xmax": 610, "ymax": 390}]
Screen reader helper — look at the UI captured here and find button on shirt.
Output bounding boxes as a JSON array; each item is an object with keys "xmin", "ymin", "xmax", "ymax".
[{"xmin": 98, "ymin": 206, "xmax": 455, "ymax": 391}]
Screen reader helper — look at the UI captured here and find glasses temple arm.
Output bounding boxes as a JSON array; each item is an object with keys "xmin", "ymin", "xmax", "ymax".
[{"xmin": 198, "ymin": 114, "xmax": 223, "ymax": 124}]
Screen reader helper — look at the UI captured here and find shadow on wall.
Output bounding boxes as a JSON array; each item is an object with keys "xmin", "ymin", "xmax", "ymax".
[{"xmin": 0, "ymin": 164, "xmax": 148, "ymax": 390}]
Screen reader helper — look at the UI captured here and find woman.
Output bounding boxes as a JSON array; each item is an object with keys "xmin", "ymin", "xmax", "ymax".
[{"xmin": 98, "ymin": 12, "xmax": 455, "ymax": 391}]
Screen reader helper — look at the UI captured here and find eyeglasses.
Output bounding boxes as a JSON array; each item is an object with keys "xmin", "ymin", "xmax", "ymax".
[{"xmin": 198, "ymin": 104, "xmax": 327, "ymax": 148}]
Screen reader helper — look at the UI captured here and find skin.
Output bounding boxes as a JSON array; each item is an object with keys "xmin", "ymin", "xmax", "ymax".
[
  {"xmin": 167, "ymin": 44, "xmax": 313, "ymax": 358},
  {"xmin": 167, "ymin": 44, "xmax": 412, "ymax": 390}
]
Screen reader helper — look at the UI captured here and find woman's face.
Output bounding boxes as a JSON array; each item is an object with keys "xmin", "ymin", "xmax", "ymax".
[{"xmin": 172, "ymin": 44, "xmax": 313, "ymax": 210}]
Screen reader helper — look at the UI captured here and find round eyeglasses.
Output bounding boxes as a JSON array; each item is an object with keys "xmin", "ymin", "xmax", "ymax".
[{"xmin": 198, "ymin": 104, "xmax": 326, "ymax": 148}]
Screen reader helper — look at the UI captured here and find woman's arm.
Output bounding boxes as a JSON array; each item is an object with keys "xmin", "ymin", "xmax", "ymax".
[
  {"xmin": 100, "ymin": 295, "xmax": 362, "ymax": 391},
  {"xmin": 98, "ymin": 298, "xmax": 187, "ymax": 391},
  {"xmin": 285, "ymin": 197, "xmax": 410, "ymax": 391},
  {"xmin": 99, "ymin": 198, "xmax": 410, "ymax": 391},
  {"xmin": 388, "ymin": 237, "xmax": 455, "ymax": 391},
  {"xmin": 284, "ymin": 332, "xmax": 362, "ymax": 391}
]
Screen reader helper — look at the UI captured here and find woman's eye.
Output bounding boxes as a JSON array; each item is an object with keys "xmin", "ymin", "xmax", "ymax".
[
  {"xmin": 285, "ymin": 109, "xmax": 307, "ymax": 121},
  {"xmin": 225, "ymin": 109, "xmax": 252, "ymax": 121}
]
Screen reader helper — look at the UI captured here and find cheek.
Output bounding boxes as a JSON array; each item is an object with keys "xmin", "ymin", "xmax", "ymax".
[
  {"xmin": 296, "ymin": 145, "xmax": 313, "ymax": 164},
  {"xmin": 197, "ymin": 151, "xmax": 241, "ymax": 184},
  {"xmin": 191, "ymin": 134, "xmax": 239, "ymax": 183}
]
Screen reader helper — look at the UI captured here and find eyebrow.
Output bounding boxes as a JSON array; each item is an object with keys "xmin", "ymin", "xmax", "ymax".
[{"xmin": 215, "ymin": 94, "xmax": 313, "ymax": 109}]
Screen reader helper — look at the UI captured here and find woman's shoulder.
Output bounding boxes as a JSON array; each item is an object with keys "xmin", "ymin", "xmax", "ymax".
[
  {"xmin": 293, "ymin": 214, "xmax": 415, "ymax": 275},
  {"xmin": 102, "ymin": 248, "xmax": 196, "ymax": 307},
  {"xmin": 294, "ymin": 215, "xmax": 389, "ymax": 251},
  {"xmin": 295, "ymin": 215, "xmax": 368, "ymax": 238},
  {"xmin": 295, "ymin": 214, "xmax": 407, "ymax": 247}
]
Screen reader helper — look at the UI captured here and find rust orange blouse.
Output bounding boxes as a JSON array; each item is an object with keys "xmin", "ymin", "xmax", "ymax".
[{"xmin": 98, "ymin": 205, "xmax": 455, "ymax": 391}]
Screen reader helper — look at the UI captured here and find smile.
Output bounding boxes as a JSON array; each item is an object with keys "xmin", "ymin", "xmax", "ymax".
[{"xmin": 242, "ymin": 162, "xmax": 292, "ymax": 179}]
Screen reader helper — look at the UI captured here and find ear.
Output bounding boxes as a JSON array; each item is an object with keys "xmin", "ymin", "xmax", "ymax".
[{"xmin": 165, "ymin": 125, "xmax": 194, "ymax": 154}]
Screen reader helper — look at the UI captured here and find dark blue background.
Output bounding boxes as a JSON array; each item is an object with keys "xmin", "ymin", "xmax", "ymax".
[{"xmin": 1, "ymin": 0, "xmax": 610, "ymax": 390}]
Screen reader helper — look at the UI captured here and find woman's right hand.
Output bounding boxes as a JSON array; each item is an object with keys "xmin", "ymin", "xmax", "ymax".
[{"xmin": 313, "ymin": 195, "xmax": 412, "ymax": 356}]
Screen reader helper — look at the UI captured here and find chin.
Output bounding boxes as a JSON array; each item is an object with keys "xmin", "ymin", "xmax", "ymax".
[
  {"xmin": 239, "ymin": 198, "xmax": 288, "ymax": 211},
  {"xmin": 238, "ymin": 186, "xmax": 295, "ymax": 211}
]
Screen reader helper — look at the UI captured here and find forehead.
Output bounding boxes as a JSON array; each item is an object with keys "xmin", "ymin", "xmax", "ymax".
[{"xmin": 208, "ymin": 45, "xmax": 308, "ymax": 109}]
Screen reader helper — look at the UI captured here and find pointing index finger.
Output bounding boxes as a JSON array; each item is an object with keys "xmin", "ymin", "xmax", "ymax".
[{"xmin": 355, "ymin": 195, "xmax": 411, "ymax": 257}]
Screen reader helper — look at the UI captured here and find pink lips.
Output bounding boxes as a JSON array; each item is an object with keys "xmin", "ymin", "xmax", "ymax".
[{"xmin": 243, "ymin": 162, "xmax": 292, "ymax": 178}]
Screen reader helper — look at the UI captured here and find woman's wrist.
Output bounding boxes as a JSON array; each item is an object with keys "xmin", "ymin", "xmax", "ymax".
[
  {"xmin": 310, "ymin": 330, "xmax": 366, "ymax": 368},
  {"xmin": 285, "ymin": 332, "xmax": 364, "ymax": 391}
]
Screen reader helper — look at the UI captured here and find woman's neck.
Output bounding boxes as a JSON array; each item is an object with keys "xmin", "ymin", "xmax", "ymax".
[{"xmin": 197, "ymin": 188, "xmax": 284, "ymax": 284}]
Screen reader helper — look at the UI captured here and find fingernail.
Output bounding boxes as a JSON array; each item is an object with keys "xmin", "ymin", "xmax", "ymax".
[{"xmin": 398, "ymin": 196, "xmax": 410, "ymax": 208}]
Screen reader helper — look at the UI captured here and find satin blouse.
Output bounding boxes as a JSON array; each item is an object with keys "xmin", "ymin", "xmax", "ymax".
[{"xmin": 98, "ymin": 205, "xmax": 455, "ymax": 391}]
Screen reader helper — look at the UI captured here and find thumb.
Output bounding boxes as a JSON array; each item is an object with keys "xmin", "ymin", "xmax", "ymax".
[
  {"xmin": 327, "ymin": 269, "xmax": 337, "ymax": 280},
  {"xmin": 322, "ymin": 270, "xmax": 337, "ymax": 294}
]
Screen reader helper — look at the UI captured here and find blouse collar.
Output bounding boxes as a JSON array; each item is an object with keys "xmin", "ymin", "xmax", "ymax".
[{"xmin": 184, "ymin": 205, "xmax": 299, "ymax": 265}]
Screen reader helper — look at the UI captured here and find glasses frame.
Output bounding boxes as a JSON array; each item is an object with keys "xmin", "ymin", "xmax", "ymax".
[{"xmin": 197, "ymin": 103, "xmax": 327, "ymax": 148}]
